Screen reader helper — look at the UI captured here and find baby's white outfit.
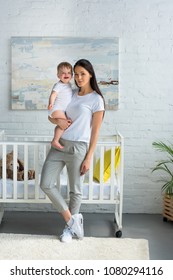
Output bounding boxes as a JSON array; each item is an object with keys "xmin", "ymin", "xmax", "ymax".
[{"xmin": 48, "ymin": 81, "xmax": 73, "ymax": 117}]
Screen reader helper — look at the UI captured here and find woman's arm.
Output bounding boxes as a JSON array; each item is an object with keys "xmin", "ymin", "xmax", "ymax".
[
  {"xmin": 80, "ymin": 110, "xmax": 104, "ymax": 175},
  {"xmin": 48, "ymin": 116, "xmax": 72, "ymax": 130}
]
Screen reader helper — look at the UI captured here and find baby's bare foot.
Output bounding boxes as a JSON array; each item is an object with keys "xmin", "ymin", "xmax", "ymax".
[{"xmin": 51, "ymin": 140, "xmax": 64, "ymax": 149}]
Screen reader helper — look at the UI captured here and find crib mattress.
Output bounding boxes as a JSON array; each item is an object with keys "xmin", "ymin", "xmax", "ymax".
[{"xmin": 0, "ymin": 173, "xmax": 119, "ymax": 201}]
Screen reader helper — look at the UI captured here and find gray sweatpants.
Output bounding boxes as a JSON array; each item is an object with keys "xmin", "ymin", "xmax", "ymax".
[{"xmin": 40, "ymin": 139, "xmax": 88, "ymax": 214}]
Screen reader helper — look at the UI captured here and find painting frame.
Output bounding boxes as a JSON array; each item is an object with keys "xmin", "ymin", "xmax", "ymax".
[{"xmin": 11, "ymin": 37, "xmax": 119, "ymax": 110}]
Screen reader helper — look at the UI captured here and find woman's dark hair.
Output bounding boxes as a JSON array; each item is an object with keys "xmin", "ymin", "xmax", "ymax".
[{"xmin": 73, "ymin": 59, "xmax": 105, "ymax": 108}]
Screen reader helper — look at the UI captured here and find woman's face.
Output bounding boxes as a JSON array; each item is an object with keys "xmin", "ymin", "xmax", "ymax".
[{"xmin": 74, "ymin": 66, "xmax": 92, "ymax": 88}]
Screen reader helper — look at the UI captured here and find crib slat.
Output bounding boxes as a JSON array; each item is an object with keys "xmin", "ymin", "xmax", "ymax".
[
  {"xmin": 2, "ymin": 145, "xmax": 7, "ymax": 199},
  {"xmin": 119, "ymin": 138, "xmax": 124, "ymax": 227},
  {"xmin": 99, "ymin": 146, "xmax": 104, "ymax": 201},
  {"xmin": 13, "ymin": 145, "xmax": 18, "ymax": 200},
  {"xmin": 24, "ymin": 145, "xmax": 29, "ymax": 200},
  {"xmin": 34, "ymin": 145, "xmax": 39, "ymax": 199},
  {"xmin": 110, "ymin": 147, "xmax": 115, "ymax": 201}
]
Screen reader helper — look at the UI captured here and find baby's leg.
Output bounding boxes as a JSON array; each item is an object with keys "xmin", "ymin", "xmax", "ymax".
[
  {"xmin": 51, "ymin": 110, "xmax": 66, "ymax": 120},
  {"xmin": 51, "ymin": 110, "xmax": 66, "ymax": 149}
]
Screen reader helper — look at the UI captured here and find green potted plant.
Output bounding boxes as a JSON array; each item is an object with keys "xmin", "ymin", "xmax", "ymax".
[{"xmin": 152, "ymin": 140, "xmax": 173, "ymax": 222}]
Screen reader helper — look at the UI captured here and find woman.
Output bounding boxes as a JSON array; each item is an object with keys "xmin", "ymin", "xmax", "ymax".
[{"xmin": 40, "ymin": 59, "xmax": 105, "ymax": 243}]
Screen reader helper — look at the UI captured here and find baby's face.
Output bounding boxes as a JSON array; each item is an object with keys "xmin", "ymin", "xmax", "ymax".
[{"xmin": 58, "ymin": 67, "xmax": 72, "ymax": 84}]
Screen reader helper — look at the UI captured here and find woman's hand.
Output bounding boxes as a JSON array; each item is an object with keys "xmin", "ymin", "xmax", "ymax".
[
  {"xmin": 48, "ymin": 116, "xmax": 72, "ymax": 130},
  {"xmin": 80, "ymin": 158, "xmax": 90, "ymax": 176}
]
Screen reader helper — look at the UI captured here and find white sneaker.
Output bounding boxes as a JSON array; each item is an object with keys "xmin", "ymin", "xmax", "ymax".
[
  {"xmin": 70, "ymin": 213, "xmax": 84, "ymax": 240},
  {"xmin": 60, "ymin": 226, "xmax": 73, "ymax": 243}
]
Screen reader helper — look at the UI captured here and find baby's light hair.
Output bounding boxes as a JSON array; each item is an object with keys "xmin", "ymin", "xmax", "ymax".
[{"xmin": 57, "ymin": 62, "xmax": 73, "ymax": 74}]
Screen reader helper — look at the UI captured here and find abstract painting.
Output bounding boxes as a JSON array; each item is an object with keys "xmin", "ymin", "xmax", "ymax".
[{"xmin": 11, "ymin": 37, "xmax": 119, "ymax": 110}]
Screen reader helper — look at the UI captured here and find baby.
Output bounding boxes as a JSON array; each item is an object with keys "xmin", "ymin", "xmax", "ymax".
[{"xmin": 48, "ymin": 62, "xmax": 73, "ymax": 149}]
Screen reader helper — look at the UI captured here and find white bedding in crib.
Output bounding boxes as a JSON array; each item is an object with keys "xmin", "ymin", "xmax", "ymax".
[
  {"xmin": 0, "ymin": 174, "xmax": 119, "ymax": 201},
  {"xmin": 0, "ymin": 178, "xmax": 44, "ymax": 199}
]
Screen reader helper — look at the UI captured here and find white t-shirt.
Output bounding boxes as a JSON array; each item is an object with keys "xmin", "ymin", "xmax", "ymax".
[
  {"xmin": 48, "ymin": 81, "xmax": 73, "ymax": 116},
  {"xmin": 62, "ymin": 90, "xmax": 105, "ymax": 143}
]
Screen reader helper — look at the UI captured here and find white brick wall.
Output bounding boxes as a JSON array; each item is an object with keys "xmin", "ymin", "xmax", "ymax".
[{"xmin": 1, "ymin": 0, "xmax": 173, "ymax": 213}]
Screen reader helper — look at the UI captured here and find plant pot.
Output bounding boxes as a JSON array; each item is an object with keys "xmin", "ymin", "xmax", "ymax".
[{"xmin": 163, "ymin": 194, "xmax": 173, "ymax": 222}]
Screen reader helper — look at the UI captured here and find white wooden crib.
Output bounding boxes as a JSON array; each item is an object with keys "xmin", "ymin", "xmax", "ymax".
[{"xmin": 0, "ymin": 130, "xmax": 124, "ymax": 237}]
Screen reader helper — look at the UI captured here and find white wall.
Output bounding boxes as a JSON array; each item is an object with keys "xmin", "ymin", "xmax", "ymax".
[{"xmin": 0, "ymin": 0, "xmax": 173, "ymax": 213}]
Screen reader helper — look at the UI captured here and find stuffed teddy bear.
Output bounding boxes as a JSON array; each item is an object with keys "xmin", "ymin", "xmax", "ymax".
[{"xmin": 0, "ymin": 151, "xmax": 35, "ymax": 181}]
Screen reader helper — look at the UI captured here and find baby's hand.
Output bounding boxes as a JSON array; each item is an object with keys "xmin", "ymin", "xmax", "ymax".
[{"xmin": 48, "ymin": 104, "xmax": 53, "ymax": 110}]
